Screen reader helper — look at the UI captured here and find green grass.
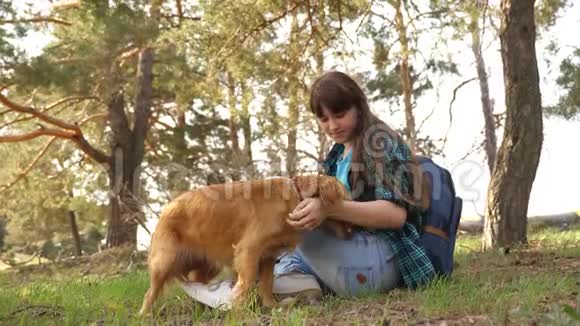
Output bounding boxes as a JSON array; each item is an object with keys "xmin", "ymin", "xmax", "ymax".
[{"xmin": 0, "ymin": 226, "xmax": 578, "ymax": 325}]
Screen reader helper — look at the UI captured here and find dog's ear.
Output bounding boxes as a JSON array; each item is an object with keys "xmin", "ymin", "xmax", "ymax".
[{"xmin": 318, "ymin": 176, "xmax": 348, "ymax": 207}]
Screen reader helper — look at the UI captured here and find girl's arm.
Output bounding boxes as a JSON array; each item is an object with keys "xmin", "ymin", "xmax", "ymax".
[{"xmin": 326, "ymin": 200, "xmax": 406, "ymax": 229}]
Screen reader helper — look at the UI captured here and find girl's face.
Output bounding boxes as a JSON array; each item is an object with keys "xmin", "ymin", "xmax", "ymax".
[{"xmin": 317, "ymin": 106, "xmax": 358, "ymax": 144}]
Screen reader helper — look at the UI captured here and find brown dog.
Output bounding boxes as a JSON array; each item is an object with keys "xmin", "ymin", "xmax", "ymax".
[{"xmin": 139, "ymin": 175, "xmax": 350, "ymax": 315}]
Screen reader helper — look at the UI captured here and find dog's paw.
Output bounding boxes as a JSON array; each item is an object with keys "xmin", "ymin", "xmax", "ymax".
[
  {"xmin": 261, "ymin": 295, "xmax": 278, "ymax": 309},
  {"xmin": 137, "ymin": 308, "xmax": 149, "ymax": 317}
]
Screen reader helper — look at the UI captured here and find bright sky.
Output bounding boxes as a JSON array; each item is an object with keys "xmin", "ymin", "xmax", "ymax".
[
  {"xmin": 418, "ymin": 5, "xmax": 580, "ymax": 219},
  {"xmin": 10, "ymin": 1, "xmax": 580, "ymax": 249}
]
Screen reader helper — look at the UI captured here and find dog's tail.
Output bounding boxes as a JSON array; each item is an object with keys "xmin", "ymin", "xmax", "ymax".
[
  {"xmin": 153, "ymin": 198, "xmax": 222, "ymax": 284},
  {"xmin": 176, "ymin": 250, "xmax": 221, "ymax": 283},
  {"xmin": 148, "ymin": 229, "xmax": 220, "ymax": 283},
  {"xmin": 141, "ymin": 200, "xmax": 222, "ymax": 315}
]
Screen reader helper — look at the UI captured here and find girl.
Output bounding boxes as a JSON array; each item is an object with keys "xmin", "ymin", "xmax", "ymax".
[{"xmin": 273, "ymin": 70, "xmax": 435, "ymax": 300}]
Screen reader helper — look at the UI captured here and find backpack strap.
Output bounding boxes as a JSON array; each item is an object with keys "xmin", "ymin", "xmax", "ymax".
[{"xmin": 423, "ymin": 225, "xmax": 449, "ymax": 240}]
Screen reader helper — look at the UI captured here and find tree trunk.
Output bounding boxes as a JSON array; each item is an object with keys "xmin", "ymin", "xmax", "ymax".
[
  {"xmin": 286, "ymin": 15, "xmax": 300, "ymax": 177},
  {"xmin": 168, "ymin": 109, "xmax": 189, "ymax": 197},
  {"xmin": 0, "ymin": 216, "xmax": 6, "ymax": 252},
  {"xmin": 263, "ymin": 92, "xmax": 283, "ymax": 175},
  {"xmin": 240, "ymin": 81, "xmax": 255, "ymax": 177},
  {"xmin": 470, "ymin": 13, "xmax": 498, "ymax": 174},
  {"xmin": 393, "ymin": 0, "xmax": 417, "ymax": 151},
  {"xmin": 68, "ymin": 210, "xmax": 82, "ymax": 256},
  {"xmin": 67, "ymin": 191, "xmax": 82, "ymax": 256},
  {"xmin": 316, "ymin": 114, "xmax": 328, "ymax": 163},
  {"xmin": 314, "ymin": 9, "xmax": 329, "ymax": 162},
  {"xmin": 287, "ymin": 82, "xmax": 299, "ymax": 176},
  {"xmin": 51, "ymin": 0, "xmax": 81, "ymax": 10},
  {"xmin": 106, "ymin": 48, "xmax": 154, "ymax": 249},
  {"xmin": 227, "ymin": 72, "xmax": 242, "ymax": 181},
  {"xmin": 483, "ymin": 0, "xmax": 543, "ymax": 250},
  {"xmin": 107, "ymin": 152, "xmax": 140, "ymax": 249}
]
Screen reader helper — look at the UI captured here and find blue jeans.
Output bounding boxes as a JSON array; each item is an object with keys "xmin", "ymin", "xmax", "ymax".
[{"xmin": 274, "ymin": 228, "xmax": 401, "ymax": 296}]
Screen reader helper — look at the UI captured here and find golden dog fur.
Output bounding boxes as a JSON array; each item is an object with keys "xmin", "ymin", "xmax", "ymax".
[{"xmin": 139, "ymin": 175, "xmax": 350, "ymax": 314}]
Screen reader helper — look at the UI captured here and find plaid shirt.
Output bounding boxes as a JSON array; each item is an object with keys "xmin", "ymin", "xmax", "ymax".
[{"xmin": 322, "ymin": 139, "xmax": 436, "ymax": 289}]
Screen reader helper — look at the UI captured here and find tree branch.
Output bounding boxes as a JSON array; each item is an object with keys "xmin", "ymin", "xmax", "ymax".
[
  {"xmin": 152, "ymin": 117, "xmax": 172, "ymax": 130},
  {"xmin": 356, "ymin": 0, "xmax": 374, "ymax": 33},
  {"xmin": 335, "ymin": 0, "xmax": 356, "ymax": 44},
  {"xmin": 297, "ymin": 149, "xmax": 321, "ymax": 163},
  {"xmin": 0, "ymin": 128, "xmax": 75, "ymax": 142},
  {"xmin": 69, "ymin": 133, "xmax": 109, "ymax": 164},
  {"xmin": 0, "ymin": 96, "xmax": 98, "ymax": 130},
  {"xmin": 480, "ymin": 0, "xmax": 489, "ymax": 48},
  {"xmin": 79, "ymin": 112, "xmax": 107, "ymax": 126},
  {"xmin": 216, "ymin": 2, "xmax": 300, "ymax": 66},
  {"xmin": 0, "ymin": 137, "xmax": 59, "ymax": 194},
  {"xmin": 416, "ymin": 79, "xmax": 443, "ymax": 136},
  {"xmin": 305, "ymin": 0, "xmax": 314, "ymax": 37},
  {"xmin": 0, "ymin": 93, "xmax": 87, "ymax": 131},
  {"xmin": 161, "ymin": 14, "xmax": 200, "ymax": 21},
  {"xmin": 448, "ymin": 77, "xmax": 478, "ymax": 122},
  {"xmin": 369, "ymin": 9, "xmax": 396, "ymax": 28},
  {"xmin": 440, "ymin": 77, "xmax": 478, "ymax": 152},
  {"xmin": 0, "ymin": 17, "xmax": 71, "ymax": 26},
  {"xmin": 0, "ymin": 93, "xmax": 109, "ymax": 164},
  {"xmin": 51, "ymin": 0, "xmax": 81, "ymax": 10},
  {"xmin": 405, "ymin": 9, "xmax": 450, "ymax": 30},
  {"xmin": 114, "ymin": 45, "xmax": 140, "ymax": 68},
  {"xmin": 457, "ymin": 139, "xmax": 486, "ymax": 162}
]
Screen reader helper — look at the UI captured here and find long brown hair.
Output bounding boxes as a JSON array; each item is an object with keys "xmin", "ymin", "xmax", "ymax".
[{"xmin": 309, "ymin": 71, "xmax": 430, "ymax": 212}]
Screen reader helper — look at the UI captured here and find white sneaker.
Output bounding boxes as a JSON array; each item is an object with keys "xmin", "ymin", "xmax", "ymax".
[
  {"xmin": 181, "ymin": 280, "xmax": 234, "ymax": 311},
  {"xmin": 181, "ymin": 273, "xmax": 323, "ymax": 310},
  {"xmin": 273, "ymin": 272, "xmax": 323, "ymax": 304}
]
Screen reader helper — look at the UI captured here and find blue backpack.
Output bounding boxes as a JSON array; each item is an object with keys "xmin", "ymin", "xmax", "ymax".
[{"xmin": 416, "ymin": 156, "xmax": 463, "ymax": 276}]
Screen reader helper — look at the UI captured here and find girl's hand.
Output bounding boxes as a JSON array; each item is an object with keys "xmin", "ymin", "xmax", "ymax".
[{"xmin": 287, "ymin": 198, "xmax": 327, "ymax": 231}]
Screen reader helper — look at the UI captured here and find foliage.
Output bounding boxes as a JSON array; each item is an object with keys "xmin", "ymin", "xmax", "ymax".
[
  {"xmin": 546, "ymin": 49, "xmax": 580, "ymax": 120},
  {"xmin": 0, "ymin": 0, "xmax": 27, "ymax": 74},
  {"xmin": 0, "ymin": 0, "xmax": 578, "ymax": 254},
  {"xmin": 535, "ymin": 0, "xmax": 571, "ymax": 28},
  {"xmin": 0, "ymin": 139, "xmax": 106, "ymax": 249},
  {"xmin": 364, "ymin": 2, "xmax": 459, "ymax": 105}
]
